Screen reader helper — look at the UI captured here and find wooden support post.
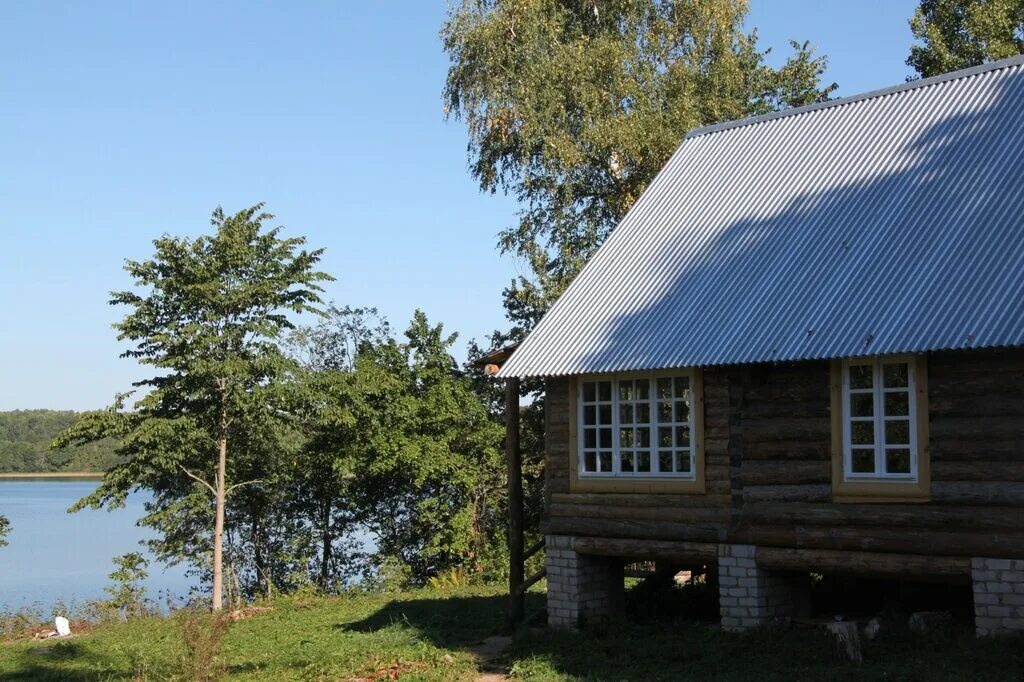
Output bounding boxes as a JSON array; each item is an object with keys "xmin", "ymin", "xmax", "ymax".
[{"xmin": 506, "ymin": 376, "xmax": 524, "ymax": 626}]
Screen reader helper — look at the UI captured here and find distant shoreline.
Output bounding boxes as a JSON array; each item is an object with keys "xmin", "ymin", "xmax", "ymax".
[{"xmin": 0, "ymin": 472, "xmax": 105, "ymax": 480}]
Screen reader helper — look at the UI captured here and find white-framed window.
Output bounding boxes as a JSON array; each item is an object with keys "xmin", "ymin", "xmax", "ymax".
[
  {"xmin": 841, "ymin": 356, "xmax": 918, "ymax": 481},
  {"xmin": 578, "ymin": 372, "xmax": 695, "ymax": 478}
]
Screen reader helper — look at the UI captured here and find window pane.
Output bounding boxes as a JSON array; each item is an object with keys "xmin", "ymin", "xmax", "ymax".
[
  {"xmin": 584, "ymin": 429, "xmax": 596, "ymax": 448},
  {"xmin": 849, "ymin": 364, "xmax": 873, "ymax": 389},
  {"xmin": 620, "ymin": 451, "xmax": 634, "ymax": 472},
  {"xmin": 619, "ymin": 403, "xmax": 634, "ymax": 424},
  {"xmin": 637, "ymin": 428, "xmax": 650, "ymax": 448},
  {"xmin": 885, "ymin": 419, "xmax": 910, "ymax": 446},
  {"xmin": 583, "ymin": 405, "xmax": 596, "ymax": 426},
  {"xmin": 677, "ymin": 452, "xmax": 692, "ymax": 473},
  {"xmin": 886, "ymin": 448, "xmax": 911, "ymax": 474},
  {"xmin": 637, "ymin": 451, "xmax": 651, "ymax": 472},
  {"xmin": 676, "ymin": 425, "xmax": 690, "ymax": 447},
  {"xmin": 658, "ymin": 450, "xmax": 673, "ymax": 473},
  {"xmin": 584, "ymin": 451, "xmax": 596, "ymax": 472},
  {"xmin": 883, "ymin": 363, "xmax": 909, "ymax": 388},
  {"xmin": 657, "ymin": 401, "xmax": 672, "ymax": 423},
  {"xmin": 618, "ymin": 381, "xmax": 633, "ymax": 401},
  {"xmin": 658, "ymin": 427, "xmax": 672, "ymax": 447},
  {"xmin": 598, "ymin": 451, "xmax": 612, "ymax": 472},
  {"xmin": 850, "ymin": 393, "xmax": 873, "ymax": 417},
  {"xmin": 599, "ymin": 428, "xmax": 612, "ymax": 448},
  {"xmin": 884, "ymin": 392, "xmax": 909, "ymax": 417},
  {"xmin": 598, "ymin": 405, "xmax": 612, "ymax": 425},
  {"xmin": 636, "ymin": 403, "xmax": 650, "ymax": 424},
  {"xmin": 582, "ymin": 382, "xmax": 595, "ymax": 403},
  {"xmin": 851, "ymin": 449, "xmax": 875, "ymax": 473},
  {"xmin": 657, "ymin": 378, "xmax": 672, "ymax": 399},
  {"xmin": 619, "ymin": 428, "xmax": 634, "ymax": 448},
  {"xmin": 851, "ymin": 421, "xmax": 874, "ymax": 445},
  {"xmin": 674, "ymin": 401, "xmax": 689, "ymax": 423},
  {"xmin": 598, "ymin": 382, "xmax": 612, "ymax": 401},
  {"xmin": 636, "ymin": 379, "xmax": 649, "ymax": 399},
  {"xmin": 674, "ymin": 377, "xmax": 689, "ymax": 397}
]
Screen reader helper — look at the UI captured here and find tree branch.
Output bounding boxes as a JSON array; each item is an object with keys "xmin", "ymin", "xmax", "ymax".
[
  {"xmin": 226, "ymin": 479, "xmax": 263, "ymax": 496},
  {"xmin": 180, "ymin": 466, "xmax": 217, "ymax": 495}
]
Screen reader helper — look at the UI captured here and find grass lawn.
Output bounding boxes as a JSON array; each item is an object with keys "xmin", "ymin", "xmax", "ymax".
[{"xmin": 0, "ymin": 585, "xmax": 1021, "ymax": 681}]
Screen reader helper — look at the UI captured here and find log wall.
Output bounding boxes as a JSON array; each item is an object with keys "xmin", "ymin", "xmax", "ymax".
[{"xmin": 541, "ymin": 348, "xmax": 1024, "ymax": 568}]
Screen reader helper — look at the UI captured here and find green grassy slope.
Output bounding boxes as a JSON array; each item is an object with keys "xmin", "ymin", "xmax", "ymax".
[{"xmin": 1, "ymin": 586, "xmax": 1020, "ymax": 681}]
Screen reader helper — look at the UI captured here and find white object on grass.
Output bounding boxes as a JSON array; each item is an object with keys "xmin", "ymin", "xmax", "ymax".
[{"xmin": 54, "ymin": 616, "xmax": 71, "ymax": 637}]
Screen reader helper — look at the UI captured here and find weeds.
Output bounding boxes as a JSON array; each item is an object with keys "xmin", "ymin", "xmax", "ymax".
[{"xmin": 173, "ymin": 609, "xmax": 231, "ymax": 682}]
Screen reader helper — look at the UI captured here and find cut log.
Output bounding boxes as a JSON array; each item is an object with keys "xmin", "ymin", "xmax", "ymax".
[{"xmin": 826, "ymin": 621, "xmax": 863, "ymax": 663}]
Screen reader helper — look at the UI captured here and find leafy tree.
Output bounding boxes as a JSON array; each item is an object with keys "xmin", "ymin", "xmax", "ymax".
[
  {"xmin": 105, "ymin": 552, "xmax": 150, "ymax": 621},
  {"xmin": 284, "ymin": 305, "xmax": 393, "ymax": 591},
  {"xmin": 908, "ymin": 0, "xmax": 1024, "ymax": 77},
  {"xmin": 443, "ymin": 0, "xmax": 835, "ymax": 331},
  {"xmin": 55, "ymin": 204, "xmax": 330, "ymax": 610},
  {"xmin": 0, "ymin": 515, "xmax": 9, "ymax": 548},
  {"xmin": 356, "ymin": 312, "xmax": 505, "ymax": 583}
]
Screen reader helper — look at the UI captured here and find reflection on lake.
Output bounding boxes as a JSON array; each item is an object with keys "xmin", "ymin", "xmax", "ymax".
[{"xmin": 0, "ymin": 479, "xmax": 195, "ymax": 611}]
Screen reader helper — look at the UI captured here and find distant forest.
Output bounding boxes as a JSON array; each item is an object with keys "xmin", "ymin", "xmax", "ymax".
[{"xmin": 0, "ymin": 410, "xmax": 121, "ymax": 473}]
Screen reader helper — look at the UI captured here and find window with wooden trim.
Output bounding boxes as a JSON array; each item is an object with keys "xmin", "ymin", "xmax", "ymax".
[
  {"xmin": 841, "ymin": 356, "xmax": 918, "ymax": 480},
  {"xmin": 578, "ymin": 372, "xmax": 695, "ymax": 478}
]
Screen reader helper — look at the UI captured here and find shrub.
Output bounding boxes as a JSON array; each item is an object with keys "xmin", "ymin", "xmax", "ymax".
[{"xmin": 174, "ymin": 609, "xmax": 231, "ymax": 681}]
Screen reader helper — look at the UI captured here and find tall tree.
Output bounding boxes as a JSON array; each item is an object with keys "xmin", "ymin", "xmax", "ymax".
[
  {"xmin": 55, "ymin": 204, "xmax": 330, "ymax": 610},
  {"xmin": 355, "ymin": 312, "xmax": 505, "ymax": 583},
  {"xmin": 908, "ymin": 0, "xmax": 1024, "ymax": 77},
  {"xmin": 443, "ymin": 0, "xmax": 835, "ymax": 331},
  {"xmin": 285, "ymin": 306, "xmax": 394, "ymax": 591}
]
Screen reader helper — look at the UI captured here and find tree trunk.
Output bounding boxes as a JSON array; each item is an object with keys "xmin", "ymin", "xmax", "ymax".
[
  {"xmin": 319, "ymin": 499, "xmax": 332, "ymax": 591},
  {"xmin": 212, "ymin": 423, "xmax": 227, "ymax": 611}
]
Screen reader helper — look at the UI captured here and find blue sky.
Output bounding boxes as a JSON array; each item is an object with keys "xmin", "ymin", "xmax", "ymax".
[{"xmin": 0, "ymin": 0, "xmax": 919, "ymax": 411}]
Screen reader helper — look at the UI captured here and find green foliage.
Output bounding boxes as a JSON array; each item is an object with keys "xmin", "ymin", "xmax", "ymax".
[
  {"xmin": 0, "ymin": 410, "xmax": 120, "ymax": 473},
  {"xmin": 0, "ymin": 515, "xmax": 8, "ymax": 548},
  {"xmin": 443, "ymin": 0, "xmax": 835, "ymax": 330},
  {"xmin": 104, "ymin": 553, "xmax": 151, "ymax": 622},
  {"xmin": 908, "ymin": 0, "xmax": 1024, "ymax": 77},
  {"xmin": 353, "ymin": 311, "xmax": 505, "ymax": 583},
  {"xmin": 426, "ymin": 567, "xmax": 472, "ymax": 591}
]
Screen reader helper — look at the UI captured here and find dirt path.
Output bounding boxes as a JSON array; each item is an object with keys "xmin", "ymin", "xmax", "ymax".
[{"xmin": 469, "ymin": 635, "xmax": 512, "ymax": 682}]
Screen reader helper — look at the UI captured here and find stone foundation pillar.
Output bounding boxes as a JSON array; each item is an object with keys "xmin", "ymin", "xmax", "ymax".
[
  {"xmin": 545, "ymin": 535, "xmax": 623, "ymax": 628},
  {"xmin": 972, "ymin": 557, "xmax": 1024, "ymax": 636},
  {"xmin": 718, "ymin": 544, "xmax": 808, "ymax": 631}
]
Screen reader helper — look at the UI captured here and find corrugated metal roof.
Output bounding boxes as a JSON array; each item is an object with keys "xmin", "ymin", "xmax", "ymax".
[{"xmin": 500, "ymin": 56, "xmax": 1024, "ymax": 378}]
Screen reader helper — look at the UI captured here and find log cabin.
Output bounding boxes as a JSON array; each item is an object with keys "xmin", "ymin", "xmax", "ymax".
[{"xmin": 491, "ymin": 56, "xmax": 1024, "ymax": 636}]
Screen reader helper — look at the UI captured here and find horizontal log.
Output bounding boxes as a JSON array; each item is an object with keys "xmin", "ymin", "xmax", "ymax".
[
  {"xmin": 550, "ymin": 493, "xmax": 731, "ymax": 508},
  {"xmin": 548, "ymin": 503, "xmax": 730, "ymax": 525},
  {"xmin": 573, "ymin": 536, "xmax": 718, "ymax": 562},
  {"xmin": 739, "ymin": 461, "xmax": 829, "ymax": 486},
  {"xmin": 931, "ymin": 482, "xmax": 1024, "ymax": 505},
  {"xmin": 541, "ymin": 516, "xmax": 725, "ymax": 543},
  {"xmin": 739, "ymin": 443, "xmax": 830, "ymax": 462},
  {"xmin": 932, "ymin": 461, "xmax": 1024, "ymax": 483},
  {"xmin": 741, "ymin": 484, "xmax": 832, "ymax": 503},
  {"xmin": 755, "ymin": 546, "xmax": 970, "ymax": 581},
  {"xmin": 741, "ymin": 502, "xmax": 1024, "ymax": 531},
  {"xmin": 733, "ymin": 524, "xmax": 1024, "ymax": 559}
]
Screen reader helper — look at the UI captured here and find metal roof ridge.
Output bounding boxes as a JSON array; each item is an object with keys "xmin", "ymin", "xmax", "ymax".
[{"xmin": 685, "ymin": 54, "xmax": 1024, "ymax": 141}]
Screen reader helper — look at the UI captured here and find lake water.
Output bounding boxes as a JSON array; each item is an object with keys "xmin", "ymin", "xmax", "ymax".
[{"xmin": 0, "ymin": 479, "xmax": 195, "ymax": 612}]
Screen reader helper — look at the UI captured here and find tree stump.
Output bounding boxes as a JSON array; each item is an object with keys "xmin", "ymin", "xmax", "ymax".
[{"xmin": 826, "ymin": 621, "xmax": 863, "ymax": 663}]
